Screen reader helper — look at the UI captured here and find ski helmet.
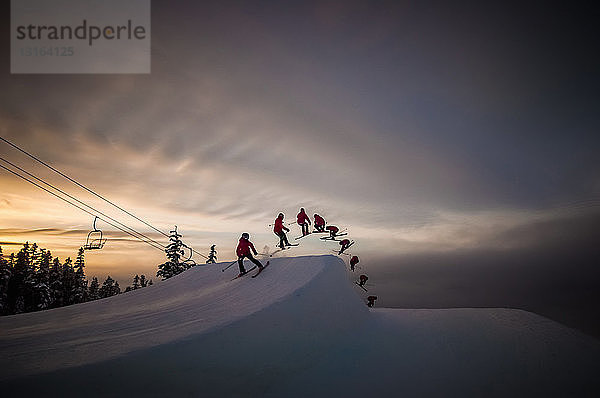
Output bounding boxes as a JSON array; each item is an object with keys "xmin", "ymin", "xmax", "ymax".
[
  {"xmin": 241, "ymin": 232, "xmax": 249, "ymax": 239},
  {"xmin": 278, "ymin": 213, "xmax": 284, "ymax": 218}
]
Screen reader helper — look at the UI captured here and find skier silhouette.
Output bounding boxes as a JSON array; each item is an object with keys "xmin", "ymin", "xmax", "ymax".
[
  {"xmin": 273, "ymin": 213, "xmax": 291, "ymax": 249},
  {"xmin": 358, "ymin": 274, "xmax": 368, "ymax": 287},
  {"xmin": 367, "ymin": 296, "xmax": 377, "ymax": 307},
  {"xmin": 297, "ymin": 208, "xmax": 311, "ymax": 236},
  {"xmin": 236, "ymin": 233, "xmax": 264, "ymax": 276},
  {"xmin": 313, "ymin": 213, "xmax": 326, "ymax": 232},
  {"xmin": 350, "ymin": 255, "xmax": 359, "ymax": 271},
  {"xmin": 326, "ymin": 225, "xmax": 340, "ymax": 239},
  {"xmin": 338, "ymin": 238, "xmax": 352, "ymax": 254}
]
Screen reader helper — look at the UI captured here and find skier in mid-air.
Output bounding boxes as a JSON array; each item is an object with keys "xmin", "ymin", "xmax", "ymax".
[
  {"xmin": 338, "ymin": 238, "xmax": 353, "ymax": 254},
  {"xmin": 273, "ymin": 213, "xmax": 291, "ymax": 249},
  {"xmin": 236, "ymin": 233, "xmax": 264, "ymax": 276},
  {"xmin": 350, "ymin": 255, "xmax": 359, "ymax": 271},
  {"xmin": 326, "ymin": 225, "xmax": 340, "ymax": 239},
  {"xmin": 297, "ymin": 208, "xmax": 311, "ymax": 236},
  {"xmin": 358, "ymin": 274, "xmax": 368, "ymax": 287},
  {"xmin": 367, "ymin": 295, "xmax": 377, "ymax": 307},
  {"xmin": 313, "ymin": 213, "xmax": 326, "ymax": 232}
]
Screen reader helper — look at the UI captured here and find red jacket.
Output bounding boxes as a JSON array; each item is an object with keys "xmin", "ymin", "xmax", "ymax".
[
  {"xmin": 326, "ymin": 225, "xmax": 339, "ymax": 234},
  {"xmin": 314, "ymin": 214, "xmax": 325, "ymax": 226},
  {"xmin": 274, "ymin": 216, "xmax": 288, "ymax": 234},
  {"xmin": 350, "ymin": 256, "xmax": 359, "ymax": 265},
  {"xmin": 297, "ymin": 211, "xmax": 310, "ymax": 225},
  {"xmin": 236, "ymin": 238, "xmax": 256, "ymax": 257},
  {"xmin": 340, "ymin": 239, "xmax": 350, "ymax": 246}
]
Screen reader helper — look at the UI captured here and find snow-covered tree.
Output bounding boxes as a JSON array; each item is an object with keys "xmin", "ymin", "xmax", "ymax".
[
  {"xmin": 206, "ymin": 245, "xmax": 217, "ymax": 264},
  {"xmin": 0, "ymin": 246, "xmax": 11, "ymax": 314},
  {"xmin": 72, "ymin": 248, "xmax": 88, "ymax": 304},
  {"xmin": 9, "ymin": 242, "xmax": 37, "ymax": 313},
  {"xmin": 61, "ymin": 257, "xmax": 77, "ymax": 306},
  {"xmin": 49, "ymin": 257, "xmax": 63, "ymax": 308},
  {"xmin": 157, "ymin": 226, "xmax": 190, "ymax": 280},
  {"xmin": 88, "ymin": 276, "xmax": 100, "ymax": 301},
  {"xmin": 34, "ymin": 249, "xmax": 53, "ymax": 311},
  {"xmin": 99, "ymin": 276, "xmax": 120, "ymax": 298}
]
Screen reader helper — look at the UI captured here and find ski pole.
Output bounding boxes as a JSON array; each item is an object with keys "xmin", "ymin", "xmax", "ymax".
[{"xmin": 221, "ymin": 260, "xmax": 237, "ymax": 272}]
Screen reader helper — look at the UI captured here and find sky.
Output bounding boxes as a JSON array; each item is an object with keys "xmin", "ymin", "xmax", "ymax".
[{"xmin": 0, "ymin": 1, "xmax": 599, "ymax": 327}]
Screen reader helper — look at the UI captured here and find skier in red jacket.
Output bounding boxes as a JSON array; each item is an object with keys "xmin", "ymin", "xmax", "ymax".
[
  {"xmin": 273, "ymin": 213, "xmax": 291, "ymax": 249},
  {"xmin": 313, "ymin": 213, "xmax": 326, "ymax": 232},
  {"xmin": 326, "ymin": 225, "xmax": 339, "ymax": 239},
  {"xmin": 350, "ymin": 255, "xmax": 359, "ymax": 271},
  {"xmin": 367, "ymin": 295, "xmax": 377, "ymax": 307},
  {"xmin": 297, "ymin": 208, "xmax": 311, "ymax": 236},
  {"xmin": 358, "ymin": 274, "xmax": 368, "ymax": 287},
  {"xmin": 338, "ymin": 238, "xmax": 353, "ymax": 254},
  {"xmin": 236, "ymin": 233, "xmax": 264, "ymax": 276}
]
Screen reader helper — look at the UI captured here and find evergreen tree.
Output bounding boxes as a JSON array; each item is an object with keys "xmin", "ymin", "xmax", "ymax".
[
  {"xmin": 132, "ymin": 274, "xmax": 140, "ymax": 290},
  {"xmin": 61, "ymin": 257, "xmax": 76, "ymax": 306},
  {"xmin": 23, "ymin": 243, "xmax": 40, "ymax": 312},
  {"xmin": 72, "ymin": 248, "xmax": 87, "ymax": 304},
  {"xmin": 7, "ymin": 243, "xmax": 37, "ymax": 313},
  {"xmin": 206, "ymin": 244, "xmax": 217, "ymax": 264},
  {"xmin": 88, "ymin": 277, "xmax": 100, "ymax": 301},
  {"xmin": 0, "ymin": 246, "xmax": 12, "ymax": 314},
  {"xmin": 34, "ymin": 249, "xmax": 53, "ymax": 311},
  {"xmin": 139, "ymin": 274, "xmax": 148, "ymax": 288},
  {"xmin": 49, "ymin": 257, "xmax": 63, "ymax": 308},
  {"xmin": 99, "ymin": 276, "xmax": 120, "ymax": 298},
  {"xmin": 157, "ymin": 226, "xmax": 189, "ymax": 280}
]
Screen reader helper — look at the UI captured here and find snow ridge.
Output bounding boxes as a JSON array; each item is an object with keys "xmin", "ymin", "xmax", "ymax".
[
  {"xmin": 1, "ymin": 255, "xmax": 599, "ymax": 397},
  {"xmin": 0, "ymin": 255, "xmax": 359, "ymax": 380}
]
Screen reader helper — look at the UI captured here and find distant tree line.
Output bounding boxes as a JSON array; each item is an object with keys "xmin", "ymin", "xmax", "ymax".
[{"xmin": 0, "ymin": 243, "xmax": 152, "ymax": 316}]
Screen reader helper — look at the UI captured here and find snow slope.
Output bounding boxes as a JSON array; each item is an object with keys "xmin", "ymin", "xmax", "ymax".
[{"xmin": 1, "ymin": 255, "xmax": 599, "ymax": 397}]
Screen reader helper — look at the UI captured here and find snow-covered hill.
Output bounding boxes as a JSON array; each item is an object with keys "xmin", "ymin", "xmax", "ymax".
[{"xmin": 1, "ymin": 255, "xmax": 598, "ymax": 397}]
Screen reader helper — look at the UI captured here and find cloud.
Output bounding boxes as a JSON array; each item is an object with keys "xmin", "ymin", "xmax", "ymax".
[
  {"xmin": 0, "ymin": 0, "xmax": 598, "ymax": 259},
  {"xmin": 0, "ymin": 241, "xmax": 25, "ymax": 247}
]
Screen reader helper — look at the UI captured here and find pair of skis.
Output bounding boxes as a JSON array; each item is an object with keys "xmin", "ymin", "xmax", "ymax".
[
  {"xmin": 294, "ymin": 230, "xmax": 329, "ymax": 240},
  {"xmin": 230, "ymin": 261, "xmax": 270, "ymax": 280},
  {"xmin": 268, "ymin": 243, "xmax": 299, "ymax": 257},
  {"xmin": 355, "ymin": 282, "xmax": 368, "ymax": 292},
  {"xmin": 332, "ymin": 241, "xmax": 354, "ymax": 255},
  {"xmin": 320, "ymin": 233, "xmax": 348, "ymax": 241}
]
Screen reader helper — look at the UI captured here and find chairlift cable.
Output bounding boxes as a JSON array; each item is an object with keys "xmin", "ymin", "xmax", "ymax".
[
  {"xmin": 0, "ymin": 163, "xmax": 165, "ymax": 252},
  {"xmin": 0, "ymin": 135, "xmax": 170, "ymax": 238},
  {"xmin": 0, "ymin": 156, "xmax": 167, "ymax": 251}
]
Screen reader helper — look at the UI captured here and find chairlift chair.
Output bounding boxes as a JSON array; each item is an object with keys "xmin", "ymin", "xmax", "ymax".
[{"xmin": 83, "ymin": 216, "xmax": 107, "ymax": 250}]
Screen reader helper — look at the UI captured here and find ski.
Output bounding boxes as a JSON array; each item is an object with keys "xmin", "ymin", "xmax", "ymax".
[
  {"xmin": 294, "ymin": 233, "xmax": 312, "ymax": 240},
  {"xmin": 230, "ymin": 265, "xmax": 258, "ymax": 281},
  {"xmin": 332, "ymin": 250, "xmax": 351, "ymax": 256},
  {"xmin": 355, "ymin": 282, "xmax": 368, "ymax": 292},
  {"xmin": 269, "ymin": 244, "xmax": 298, "ymax": 257},
  {"xmin": 252, "ymin": 261, "xmax": 270, "ymax": 278},
  {"xmin": 338, "ymin": 241, "xmax": 355, "ymax": 254},
  {"xmin": 320, "ymin": 233, "xmax": 348, "ymax": 240},
  {"xmin": 274, "ymin": 242, "xmax": 300, "ymax": 247}
]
